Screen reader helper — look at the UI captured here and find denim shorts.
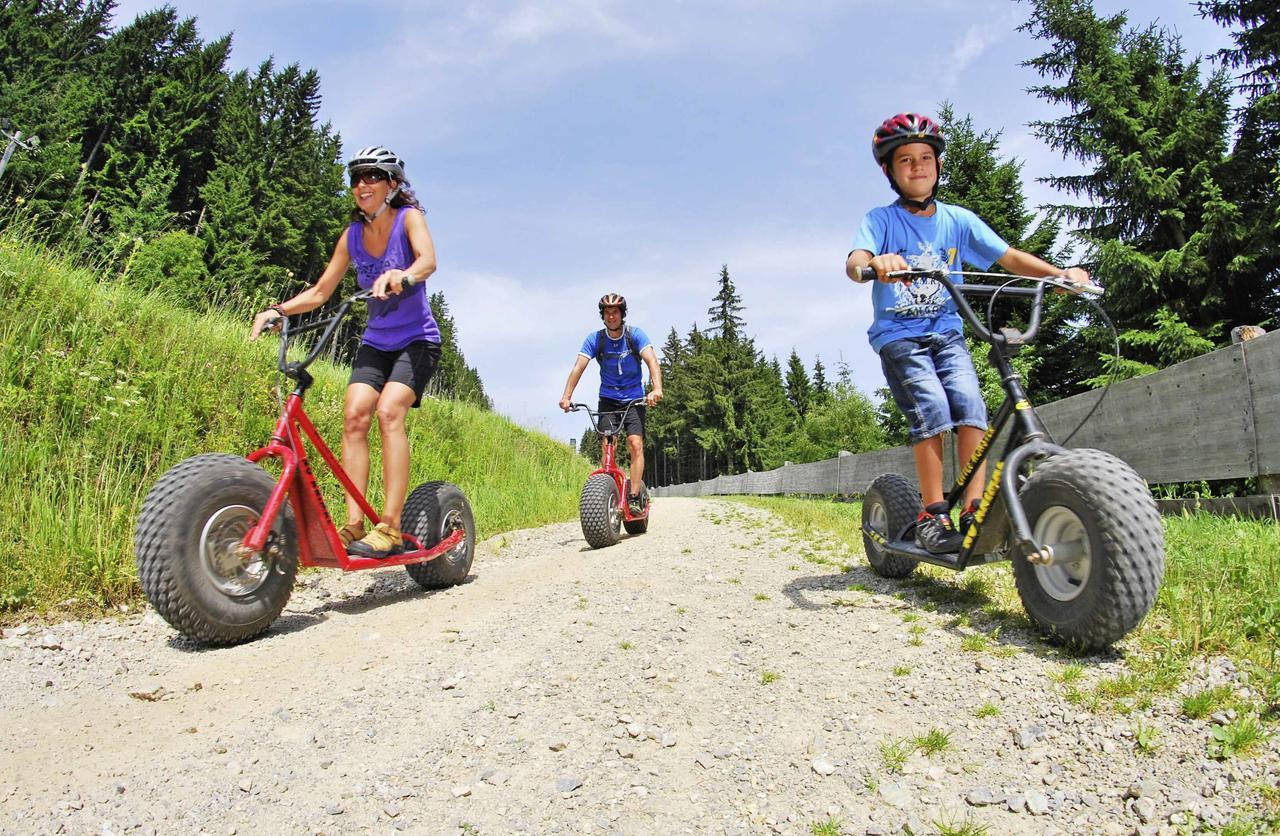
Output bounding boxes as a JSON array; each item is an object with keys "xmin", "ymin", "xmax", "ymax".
[{"xmin": 879, "ymin": 331, "xmax": 987, "ymax": 443}]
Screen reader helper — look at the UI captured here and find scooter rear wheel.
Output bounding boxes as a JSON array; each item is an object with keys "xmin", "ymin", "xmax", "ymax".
[
  {"xmin": 403, "ymin": 481, "xmax": 476, "ymax": 589},
  {"xmin": 134, "ymin": 453, "xmax": 298, "ymax": 646},
  {"xmin": 862, "ymin": 473, "xmax": 920, "ymax": 579},
  {"xmin": 1013, "ymin": 448, "xmax": 1164, "ymax": 649},
  {"xmin": 622, "ymin": 480, "xmax": 649, "ymax": 535}
]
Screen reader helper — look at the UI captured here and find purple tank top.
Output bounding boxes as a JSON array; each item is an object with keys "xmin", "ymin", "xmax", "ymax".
[{"xmin": 347, "ymin": 206, "xmax": 442, "ymax": 350}]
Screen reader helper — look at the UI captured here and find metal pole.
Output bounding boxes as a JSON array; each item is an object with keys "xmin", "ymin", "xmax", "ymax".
[
  {"xmin": 0, "ymin": 131, "xmax": 21, "ymax": 179},
  {"xmin": 0, "ymin": 128, "xmax": 39, "ymax": 180}
]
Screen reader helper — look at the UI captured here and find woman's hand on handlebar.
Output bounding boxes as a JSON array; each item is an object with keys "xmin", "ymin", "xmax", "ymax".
[
  {"xmin": 371, "ymin": 268, "xmax": 415, "ymax": 300},
  {"xmin": 249, "ymin": 309, "xmax": 282, "ymax": 341}
]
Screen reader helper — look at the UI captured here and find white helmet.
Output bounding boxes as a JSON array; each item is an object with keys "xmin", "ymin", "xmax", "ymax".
[{"xmin": 347, "ymin": 146, "xmax": 407, "ymax": 183}]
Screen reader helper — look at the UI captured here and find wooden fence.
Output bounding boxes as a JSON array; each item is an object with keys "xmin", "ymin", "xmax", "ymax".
[{"xmin": 653, "ymin": 330, "xmax": 1280, "ymax": 517}]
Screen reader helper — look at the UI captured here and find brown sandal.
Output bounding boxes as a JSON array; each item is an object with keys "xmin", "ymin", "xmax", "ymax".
[{"xmin": 339, "ymin": 522, "xmax": 366, "ymax": 548}]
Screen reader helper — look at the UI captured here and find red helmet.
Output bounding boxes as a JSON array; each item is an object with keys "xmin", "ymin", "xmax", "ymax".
[
  {"xmin": 598, "ymin": 292, "xmax": 627, "ymax": 319},
  {"xmin": 872, "ymin": 113, "xmax": 945, "ymax": 166}
]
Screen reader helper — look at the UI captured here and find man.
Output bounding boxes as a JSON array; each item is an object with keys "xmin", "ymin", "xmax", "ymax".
[{"xmin": 560, "ymin": 293, "xmax": 664, "ymax": 513}]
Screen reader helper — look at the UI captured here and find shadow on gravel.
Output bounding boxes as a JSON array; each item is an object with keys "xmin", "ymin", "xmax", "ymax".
[
  {"xmin": 781, "ymin": 567, "xmax": 1120, "ymax": 664},
  {"xmin": 163, "ymin": 573, "xmax": 480, "ymax": 650}
]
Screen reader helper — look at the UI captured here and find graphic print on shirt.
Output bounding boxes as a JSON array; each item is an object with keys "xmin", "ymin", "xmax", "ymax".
[{"xmin": 886, "ymin": 243, "xmax": 956, "ymax": 318}]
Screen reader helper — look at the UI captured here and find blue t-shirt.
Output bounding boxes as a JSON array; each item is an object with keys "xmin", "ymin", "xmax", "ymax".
[
  {"xmin": 579, "ymin": 326, "xmax": 653, "ymax": 401},
  {"xmin": 852, "ymin": 201, "xmax": 1009, "ymax": 352}
]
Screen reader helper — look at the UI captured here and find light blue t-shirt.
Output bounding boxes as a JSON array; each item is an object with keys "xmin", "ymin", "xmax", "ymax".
[
  {"xmin": 579, "ymin": 326, "xmax": 653, "ymax": 401},
  {"xmin": 852, "ymin": 201, "xmax": 1009, "ymax": 352}
]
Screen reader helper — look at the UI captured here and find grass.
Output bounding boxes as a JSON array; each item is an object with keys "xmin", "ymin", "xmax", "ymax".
[
  {"xmin": 975, "ymin": 702, "xmax": 1000, "ymax": 718},
  {"xmin": 809, "ymin": 816, "xmax": 842, "ymax": 836},
  {"xmin": 934, "ymin": 815, "xmax": 989, "ymax": 836},
  {"xmin": 912, "ymin": 728, "xmax": 951, "ymax": 756},
  {"xmin": 1132, "ymin": 719, "xmax": 1161, "ymax": 754},
  {"xmin": 0, "ymin": 230, "xmax": 592, "ymax": 618},
  {"xmin": 1210, "ymin": 715, "xmax": 1271, "ymax": 760},
  {"xmin": 1183, "ymin": 684, "xmax": 1235, "ymax": 719},
  {"xmin": 760, "ymin": 670, "xmax": 780, "ymax": 685},
  {"xmin": 878, "ymin": 737, "xmax": 911, "ymax": 773}
]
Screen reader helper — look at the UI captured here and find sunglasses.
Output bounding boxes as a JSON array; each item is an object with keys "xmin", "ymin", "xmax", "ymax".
[{"xmin": 350, "ymin": 169, "xmax": 390, "ymax": 187}]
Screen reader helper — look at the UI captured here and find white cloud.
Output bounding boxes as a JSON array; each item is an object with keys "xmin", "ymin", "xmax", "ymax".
[{"xmin": 444, "ymin": 225, "xmax": 883, "ymax": 444}]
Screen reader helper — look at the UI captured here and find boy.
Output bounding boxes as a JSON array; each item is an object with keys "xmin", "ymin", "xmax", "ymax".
[{"xmin": 845, "ymin": 112, "xmax": 1091, "ymax": 554}]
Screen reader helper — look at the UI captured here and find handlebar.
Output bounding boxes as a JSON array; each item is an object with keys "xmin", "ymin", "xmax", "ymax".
[
  {"xmin": 569, "ymin": 399, "xmax": 649, "ymax": 436},
  {"xmin": 267, "ymin": 276, "xmax": 418, "ymax": 379},
  {"xmin": 854, "ymin": 267, "xmax": 1102, "ymax": 348}
]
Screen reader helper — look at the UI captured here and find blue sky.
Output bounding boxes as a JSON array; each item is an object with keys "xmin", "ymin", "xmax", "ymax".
[{"xmin": 112, "ymin": 0, "xmax": 1235, "ymax": 446}]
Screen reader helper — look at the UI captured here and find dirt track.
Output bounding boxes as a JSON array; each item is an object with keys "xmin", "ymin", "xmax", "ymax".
[{"xmin": 0, "ymin": 497, "xmax": 1275, "ymax": 835}]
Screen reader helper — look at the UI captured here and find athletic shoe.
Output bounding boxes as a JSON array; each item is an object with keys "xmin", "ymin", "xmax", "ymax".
[{"xmin": 915, "ymin": 511, "xmax": 961, "ymax": 554}]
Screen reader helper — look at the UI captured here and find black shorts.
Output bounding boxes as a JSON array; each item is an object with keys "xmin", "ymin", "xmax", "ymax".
[
  {"xmin": 349, "ymin": 340, "xmax": 442, "ymax": 408},
  {"xmin": 598, "ymin": 397, "xmax": 646, "ymax": 437}
]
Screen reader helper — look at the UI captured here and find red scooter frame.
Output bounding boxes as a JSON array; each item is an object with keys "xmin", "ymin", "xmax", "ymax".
[
  {"xmin": 242, "ymin": 390, "xmax": 463, "ymax": 572},
  {"xmin": 571, "ymin": 399, "xmax": 650, "ymax": 525},
  {"xmin": 236, "ymin": 288, "xmax": 463, "ymax": 570}
]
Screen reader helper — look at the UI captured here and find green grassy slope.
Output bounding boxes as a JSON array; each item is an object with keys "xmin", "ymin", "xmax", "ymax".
[{"xmin": 0, "ymin": 231, "xmax": 591, "ymax": 617}]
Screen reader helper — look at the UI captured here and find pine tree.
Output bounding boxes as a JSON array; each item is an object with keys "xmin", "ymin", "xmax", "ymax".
[
  {"xmin": 706, "ymin": 264, "xmax": 746, "ymax": 341},
  {"xmin": 1021, "ymin": 0, "xmax": 1267, "ymax": 349},
  {"xmin": 811, "ymin": 356, "xmax": 830, "ymax": 404},
  {"xmin": 784, "ymin": 349, "xmax": 813, "ymax": 418}
]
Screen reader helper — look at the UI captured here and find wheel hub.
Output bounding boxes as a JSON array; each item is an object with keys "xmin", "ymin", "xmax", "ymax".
[
  {"xmin": 1031, "ymin": 505, "xmax": 1091, "ymax": 601},
  {"xmin": 199, "ymin": 505, "xmax": 274, "ymax": 596},
  {"xmin": 440, "ymin": 508, "xmax": 468, "ymax": 560}
]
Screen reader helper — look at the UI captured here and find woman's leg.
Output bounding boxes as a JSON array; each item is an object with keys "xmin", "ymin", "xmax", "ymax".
[
  {"xmin": 374, "ymin": 382, "xmax": 417, "ymax": 530},
  {"xmin": 342, "ymin": 383, "xmax": 380, "ymax": 526}
]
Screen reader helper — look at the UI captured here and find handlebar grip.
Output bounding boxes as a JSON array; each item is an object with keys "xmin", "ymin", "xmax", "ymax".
[{"xmin": 855, "ymin": 266, "xmax": 878, "ymax": 283}]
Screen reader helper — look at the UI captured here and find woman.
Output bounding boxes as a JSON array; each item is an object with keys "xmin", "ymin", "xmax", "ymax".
[{"xmin": 250, "ymin": 146, "xmax": 442, "ymax": 558}]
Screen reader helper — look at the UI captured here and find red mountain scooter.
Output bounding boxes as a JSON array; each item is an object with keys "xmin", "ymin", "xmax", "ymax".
[
  {"xmin": 134, "ymin": 284, "xmax": 476, "ymax": 646},
  {"xmin": 569, "ymin": 400, "xmax": 650, "ymax": 548}
]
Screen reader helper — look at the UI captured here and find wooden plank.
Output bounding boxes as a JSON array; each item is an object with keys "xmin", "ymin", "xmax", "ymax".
[
  {"xmin": 1244, "ymin": 331, "xmax": 1280, "ymax": 479},
  {"xmin": 1038, "ymin": 345, "xmax": 1255, "ymax": 483}
]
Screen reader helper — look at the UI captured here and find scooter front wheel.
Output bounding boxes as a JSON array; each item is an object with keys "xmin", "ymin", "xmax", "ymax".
[
  {"xmin": 580, "ymin": 473, "xmax": 622, "ymax": 548},
  {"xmin": 134, "ymin": 454, "xmax": 298, "ymax": 646},
  {"xmin": 1013, "ymin": 448, "xmax": 1164, "ymax": 650}
]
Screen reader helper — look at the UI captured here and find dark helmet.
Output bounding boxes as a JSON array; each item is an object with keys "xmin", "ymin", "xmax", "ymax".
[
  {"xmin": 871, "ymin": 113, "xmax": 945, "ymax": 166},
  {"xmin": 347, "ymin": 145, "xmax": 407, "ymax": 183},
  {"xmin": 598, "ymin": 292, "xmax": 627, "ymax": 319}
]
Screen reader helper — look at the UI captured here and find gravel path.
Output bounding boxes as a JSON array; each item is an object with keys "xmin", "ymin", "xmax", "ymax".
[{"xmin": 1, "ymin": 497, "xmax": 1276, "ymax": 835}]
